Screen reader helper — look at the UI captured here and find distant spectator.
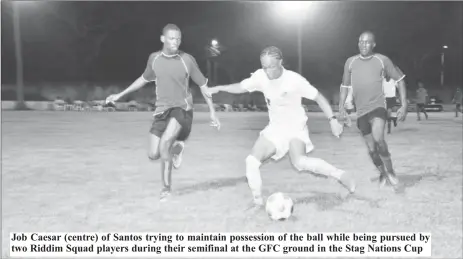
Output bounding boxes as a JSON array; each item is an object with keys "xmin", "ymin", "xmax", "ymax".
[
  {"xmin": 452, "ymin": 87, "xmax": 462, "ymax": 117},
  {"xmin": 416, "ymin": 80, "xmax": 429, "ymax": 120}
]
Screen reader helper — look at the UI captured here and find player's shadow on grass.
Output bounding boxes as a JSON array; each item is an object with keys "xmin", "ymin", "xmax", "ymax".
[
  {"xmin": 294, "ymin": 191, "xmax": 385, "ymax": 211},
  {"xmin": 173, "ymin": 176, "xmax": 247, "ymax": 196},
  {"xmin": 395, "ymin": 172, "xmax": 447, "ymax": 194},
  {"xmin": 293, "ymin": 191, "xmax": 348, "ymax": 211},
  {"xmin": 396, "ymin": 127, "xmax": 419, "ymax": 133},
  {"xmin": 371, "ymin": 171, "xmax": 448, "ymax": 194}
]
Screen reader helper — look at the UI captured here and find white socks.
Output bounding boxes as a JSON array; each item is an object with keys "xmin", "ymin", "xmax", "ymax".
[
  {"xmin": 292, "ymin": 156, "xmax": 344, "ymax": 180},
  {"xmin": 245, "ymin": 155, "xmax": 262, "ymax": 200}
]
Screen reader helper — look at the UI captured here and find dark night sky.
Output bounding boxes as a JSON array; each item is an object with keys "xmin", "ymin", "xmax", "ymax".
[{"xmin": 1, "ymin": 1, "xmax": 462, "ymax": 87}]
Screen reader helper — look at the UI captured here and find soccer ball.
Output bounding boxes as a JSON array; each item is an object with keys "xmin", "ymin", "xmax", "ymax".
[{"xmin": 265, "ymin": 192, "xmax": 294, "ymax": 221}]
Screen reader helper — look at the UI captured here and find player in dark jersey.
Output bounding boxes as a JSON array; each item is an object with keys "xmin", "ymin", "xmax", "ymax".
[
  {"xmin": 452, "ymin": 87, "xmax": 462, "ymax": 117},
  {"xmin": 415, "ymin": 80, "xmax": 429, "ymax": 121},
  {"xmin": 106, "ymin": 24, "xmax": 220, "ymax": 201},
  {"xmin": 338, "ymin": 31, "xmax": 408, "ymax": 188}
]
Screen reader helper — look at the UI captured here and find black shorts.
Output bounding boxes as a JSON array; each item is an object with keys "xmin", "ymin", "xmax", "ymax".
[
  {"xmin": 149, "ymin": 107, "xmax": 193, "ymax": 141},
  {"xmin": 386, "ymin": 97, "xmax": 396, "ymax": 109},
  {"xmin": 357, "ymin": 107, "xmax": 387, "ymax": 136},
  {"xmin": 416, "ymin": 103, "xmax": 426, "ymax": 111}
]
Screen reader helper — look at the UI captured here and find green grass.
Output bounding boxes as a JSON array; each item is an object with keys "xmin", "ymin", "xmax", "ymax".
[{"xmin": 2, "ymin": 111, "xmax": 462, "ymax": 258}]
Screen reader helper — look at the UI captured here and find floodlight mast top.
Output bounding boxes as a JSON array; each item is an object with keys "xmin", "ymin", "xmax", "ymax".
[{"xmin": 274, "ymin": 1, "xmax": 313, "ymax": 21}]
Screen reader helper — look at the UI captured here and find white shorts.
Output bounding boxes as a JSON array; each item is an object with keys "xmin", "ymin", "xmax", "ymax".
[{"xmin": 260, "ymin": 124, "xmax": 315, "ymax": 161}]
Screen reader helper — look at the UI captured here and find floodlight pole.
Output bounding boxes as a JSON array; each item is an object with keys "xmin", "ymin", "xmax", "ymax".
[
  {"xmin": 12, "ymin": 2, "xmax": 26, "ymax": 109},
  {"xmin": 297, "ymin": 20, "xmax": 302, "ymax": 75}
]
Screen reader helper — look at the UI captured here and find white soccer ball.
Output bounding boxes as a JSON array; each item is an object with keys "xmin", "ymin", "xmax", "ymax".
[{"xmin": 265, "ymin": 192, "xmax": 294, "ymax": 221}]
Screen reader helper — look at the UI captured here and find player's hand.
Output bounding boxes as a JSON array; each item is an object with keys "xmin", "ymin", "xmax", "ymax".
[
  {"xmin": 210, "ymin": 113, "xmax": 221, "ymax": 131},
  {"xmin": 397, "ymin": 105, "xmax": 408, "ymax": 122},
  {"xmin": 338, "ymin": 107, "xmax": 347, "ymax": 121},
  {"xmin": 106, "ymin": 93, "xmax": 122, "ymax": 104},
  {"xmin": 329, "ymin": 119, "xmax": 344, "ymax": 138}
]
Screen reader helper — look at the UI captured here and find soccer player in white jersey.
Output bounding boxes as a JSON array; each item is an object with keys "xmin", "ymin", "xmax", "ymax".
[
  {"xmin": 207, "ymin": 46, "xmax": 356, "ymax": 206},
  {"xmin": 383, "ymin": 75, "xmax": 398, "ymax": 134}
]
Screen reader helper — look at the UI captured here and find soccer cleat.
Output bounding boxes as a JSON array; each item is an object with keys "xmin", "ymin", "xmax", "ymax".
[
  {"xmin": 385, "ymin": 171, "xmax": 399, "ymax": 186},
  {"xmin": 378, "ymin": 173, "xmax": 387, "ymax": 188},
  {"xmin": 338, "ymin": 171, "xmax": 356, "ymax": 194},
  {"xmin": 160, "ymin": 186, "xmax": 171, "ymax": 202},
  {"xmin": 172, "ymin": 141, "xmax": 185, "ymax": 169},
  {"xmin": 378, "ymin": 171, "xmax": 399, "ymax": 189}
]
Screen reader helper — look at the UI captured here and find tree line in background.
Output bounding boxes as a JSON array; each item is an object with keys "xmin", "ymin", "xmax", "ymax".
[{"xmin": 2, "ymin": 1, "xmax": 461, "ymax": 109}]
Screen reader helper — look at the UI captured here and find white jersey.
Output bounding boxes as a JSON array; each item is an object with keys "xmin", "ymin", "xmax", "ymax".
[
  {"xmin": 383, "ymin": 78, "xmax": 397, "ymax": 98},
  {"xmin": 241, "ymin": 68, "xmax": 319, "ymax": 129}
]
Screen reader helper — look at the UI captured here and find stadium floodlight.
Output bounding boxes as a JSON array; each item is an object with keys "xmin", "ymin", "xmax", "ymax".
[
  {"xmin": 211, "ymin": 39, "xmax": 219, "ymax": 48},
  {"xmin": 273, "ymin": 1, "xmax": 313, "ymax": 21},
  {"xmin": 272, "ymin": 1, "xmax": 315, "ymax": 74},
  {"xmin": 441, "ymin": 46, "xmax": 449, "ymax": 87}
]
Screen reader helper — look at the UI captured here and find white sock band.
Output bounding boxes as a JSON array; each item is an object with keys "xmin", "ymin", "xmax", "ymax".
[{"xmin": 293, "ymin": 157, "xmax": 344, "ymax": 180}]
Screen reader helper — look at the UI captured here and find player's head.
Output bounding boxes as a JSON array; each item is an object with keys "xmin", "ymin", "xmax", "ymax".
[
  {"xmin": 358, "ymin": 31, "xmax": 376, "ymax": 57},
  {"xmin": 161, "ymin": 24, "xmax": 182, "ymax": 54},
  {"xmin": 260, "ymin": 46, "xmax": 284, "ymax": 80},
  {"xmin": 417, "ymin": 80, "xmax": 424, "ymax": 88}
]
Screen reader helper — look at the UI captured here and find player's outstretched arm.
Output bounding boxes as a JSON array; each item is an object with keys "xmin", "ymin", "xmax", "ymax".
[
  {"xmin": 106, "ymin": 77, "xmax": 147, "ymax": 103},
  {"xmin": 208, "ymin": 83, "xmax": 249, "ymax": 95},
  {"xmin": 107, "ymin": 53, "xmax": 156, "ymax": 104},
  {"xmin": 199, "ymin": 84, "xmax": 221, "ymax": 130},
  {"xmin": 339, "ymin": 57, "xmax": 353, "ymax": 116},
  {"xmin": 208, "ymin": 71, "xmax": 261, "ymax": 96},
  {"xmin": 396, "ymin": 80, "xmax": 408, "ymax": 122},
  {"xmin": 314, "ymin": 92, "xmax": 336, "ymax": 119},
  {"xmin": 339, "ymin": 86, "xmax": 350, "ymax": 112},
  {"xmin": 397, "ymin": 80, "xmax": 407, "ymax": 108},
  {"xmin": 314, "ymin": 92, "xmax": 343, "ymax": 137},
  {"xmin": 199, "ymin": 84, "xmax": 217, "ymax": 113}
]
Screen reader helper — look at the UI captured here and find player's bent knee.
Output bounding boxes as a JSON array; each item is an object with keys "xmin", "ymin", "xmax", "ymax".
[
  {"xmin": 290, "ymin": 156, "xmax": 305, "ymax": 171},
  {"xmin": 148, "ymin": 151, "xmax": 160, "ymax": 161},
  {"xmin": 159, "ymin": 138, "xmax": 174, "ymax": 160},
  {"xmin": 376, "ymin": 141, "xmax": 390, "ymax": 156},
  {"xmin": 369, "ymin": 151, "xmax": 382, "ymax": 167}
]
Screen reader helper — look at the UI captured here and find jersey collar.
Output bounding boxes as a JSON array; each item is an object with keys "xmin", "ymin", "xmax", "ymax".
[
  {"xmin": 161, "ymin": 52, "xmax": 179, "ymax": 58},
  {"xmin": 359, "ymin": 53, "xmax": 375, "ymax": 60}
]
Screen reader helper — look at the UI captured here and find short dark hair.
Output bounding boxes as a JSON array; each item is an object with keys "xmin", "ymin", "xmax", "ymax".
[
  {"xmin": 162, "ymin": 23, "xmax": 181, "ymax": 35},
  {"xmin": 260, "ymin": 46, "xmax": 283, "ymax": 60},
  {"xmin": 359, "ymin": 31, "xmax": 376, "ymax": 42}
]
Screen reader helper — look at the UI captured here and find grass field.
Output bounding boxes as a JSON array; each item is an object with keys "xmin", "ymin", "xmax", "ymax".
[{"xmin": 2, "ymin": 111, "xmax": 462, "ymax": 258}]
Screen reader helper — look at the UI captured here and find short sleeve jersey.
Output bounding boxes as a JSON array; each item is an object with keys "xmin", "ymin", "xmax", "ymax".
[
  {"xmin": 341, "ymin": 53, "xmax": 405, "ymax": 117},
  {"xmin": 416, "ymin": 88, "xmax": 428, "ymax": 104},
  {"xmin": 241, "ymin": 68, "xmax": 319, "ymax": 128},
  {"xmin": 454, "ymin": 90, "xmax": 462, "ymax": 104},
  {"xmin": 142, "ymin": 51, "xmax": 207, "ymax": 114}
]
